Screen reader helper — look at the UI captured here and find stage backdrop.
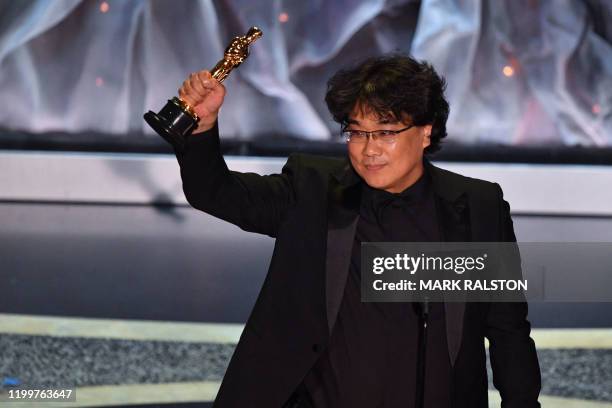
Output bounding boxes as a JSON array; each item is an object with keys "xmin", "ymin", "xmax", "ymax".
[{"xmin": 0, "ymin": 0, "xmax": 610, "ymax": 146}]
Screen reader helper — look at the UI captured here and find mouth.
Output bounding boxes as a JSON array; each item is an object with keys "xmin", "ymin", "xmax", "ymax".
[{"xmin": 364, "ymin": 163, "xmax": 386, "ymax": 171}]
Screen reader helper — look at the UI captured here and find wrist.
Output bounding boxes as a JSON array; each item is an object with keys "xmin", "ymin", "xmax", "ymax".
[{"xmin": 193, "ymin": 118, "xmax": 217, "ymax": 134}]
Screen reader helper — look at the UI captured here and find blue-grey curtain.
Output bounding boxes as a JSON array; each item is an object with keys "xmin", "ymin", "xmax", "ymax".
[{"xmin": 0, "ymin": 0, "xmax": 610, "ymax": 145}]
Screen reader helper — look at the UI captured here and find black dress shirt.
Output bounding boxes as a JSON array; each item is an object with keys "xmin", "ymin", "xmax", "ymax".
[{"xmin": 303, "ymin": 170, "xmax": 452, "ymax": 408}]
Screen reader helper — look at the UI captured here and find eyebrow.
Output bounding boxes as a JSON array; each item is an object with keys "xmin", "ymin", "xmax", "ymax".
[{"xmin": 346, "ymin": 117, "xmax": 400, "ymax": 126}]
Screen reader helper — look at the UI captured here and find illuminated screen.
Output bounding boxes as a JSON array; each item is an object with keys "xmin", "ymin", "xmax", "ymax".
[{"xmin": 0, "ymin": 0, "xmax": 610, "ymax": 151}]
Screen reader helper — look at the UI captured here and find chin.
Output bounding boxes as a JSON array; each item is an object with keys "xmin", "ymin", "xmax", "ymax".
[{"xmin": 361, "ymin": 175, "xmax": 389, "ymax": 190}]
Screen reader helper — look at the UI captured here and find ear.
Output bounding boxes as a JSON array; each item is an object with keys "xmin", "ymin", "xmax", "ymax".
[{"xmin": 421, "ymin": 125, "xmax": 432, "ymax": 149}]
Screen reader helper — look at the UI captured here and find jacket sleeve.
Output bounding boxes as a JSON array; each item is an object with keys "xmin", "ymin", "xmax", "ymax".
[
  {"xmin": 485, "ymin": 184, "xmax": 542, "ymax": 408},
  {"xmin": 172, "ymin": 122, "xmax": 298, "ymax": 237}
]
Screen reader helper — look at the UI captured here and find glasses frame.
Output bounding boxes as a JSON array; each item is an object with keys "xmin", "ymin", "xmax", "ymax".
[{"xmin": 342, "ymin": 124, "xmax": 415, "ymax": 144}]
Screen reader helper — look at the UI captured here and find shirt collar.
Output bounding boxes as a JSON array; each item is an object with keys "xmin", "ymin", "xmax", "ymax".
[{"xmin": 361, "ymin": 166, "xmax": 432, "ymax": 214}]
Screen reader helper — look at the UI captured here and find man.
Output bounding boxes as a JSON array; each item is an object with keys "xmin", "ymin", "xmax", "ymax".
[{"xmin": 172, "ymin": 54, "xmax": 541, "ymax": 407}]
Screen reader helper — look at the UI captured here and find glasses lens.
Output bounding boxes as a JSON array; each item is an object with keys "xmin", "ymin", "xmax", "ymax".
[
  {"xmin": 349, "ymin": 131, "xmax": 369, "ymax": 143},
  {"xmin": 373, "ymin": 130, "xmax": 397, "ymax": 143}
]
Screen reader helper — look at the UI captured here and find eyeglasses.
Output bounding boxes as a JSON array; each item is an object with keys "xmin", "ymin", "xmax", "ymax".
[{"xmin": 342, "ymin": 125, "xmax": 414, "ymax": 144}]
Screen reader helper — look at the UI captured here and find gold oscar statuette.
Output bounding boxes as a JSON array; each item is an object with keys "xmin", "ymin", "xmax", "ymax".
[{"xmin": 144, "ymin": 26, "xmax": 263, "ymax": 148}]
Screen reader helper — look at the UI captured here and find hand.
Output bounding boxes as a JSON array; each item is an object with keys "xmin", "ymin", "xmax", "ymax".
[{"xmin": 178, "ymin": 70, "xmax": 226, "ymax": 133}]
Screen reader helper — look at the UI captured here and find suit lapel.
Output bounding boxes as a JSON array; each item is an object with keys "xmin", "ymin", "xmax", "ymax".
[
  {"xmin": 325, "ymin": 161, "xmax": 361, "ymax": 334},
  {"xmin": 428, "ymin": 162, "xmax": 470, "ymax": 367}
]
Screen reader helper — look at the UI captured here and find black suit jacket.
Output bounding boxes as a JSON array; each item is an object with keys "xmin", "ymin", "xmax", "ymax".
[{"xmin": 174, "ymin": 124, "xmax": 541, "ymax": 408}]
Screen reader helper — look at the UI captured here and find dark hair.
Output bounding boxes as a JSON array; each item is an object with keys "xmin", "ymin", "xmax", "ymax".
[{"xmin": 325, "ymin": 54, "xmax": 449, "ymax": 154}]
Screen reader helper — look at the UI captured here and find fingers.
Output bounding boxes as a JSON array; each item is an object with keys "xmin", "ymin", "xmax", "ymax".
[
  {"xmin": 177, "ymin": 70, "xmax": 226, "ymax": 129},
  {"xmin": 178, "ymin": 74, "xmax": 198, "ymax": 106},
  {"xmin": 189, "ymin": 72, "xmax": 209, "ymax": 98},
  {"xmin": 178, "ymin": 70, "xmax": 219, "ymax": 106}
]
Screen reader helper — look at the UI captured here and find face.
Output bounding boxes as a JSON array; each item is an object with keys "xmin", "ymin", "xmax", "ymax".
[{"xmin": 347, "ymin": 105, "xmax": 432, "ymax": 193}]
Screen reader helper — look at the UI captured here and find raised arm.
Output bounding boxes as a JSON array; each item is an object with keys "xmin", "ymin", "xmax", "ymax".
[{"xmin": 171, "ymin": 71, "xmax": 298, "ymax": 237}]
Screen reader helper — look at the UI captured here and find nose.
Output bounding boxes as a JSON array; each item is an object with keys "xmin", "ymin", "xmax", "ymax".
[{"xmin": 363, "ymin": 134, "xmax": 382, "ymax": 156}]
